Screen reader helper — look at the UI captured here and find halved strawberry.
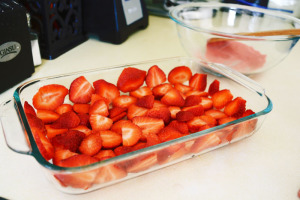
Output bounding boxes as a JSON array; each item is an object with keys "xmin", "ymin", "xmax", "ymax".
[
  {"xmin": 53, "ymin": 149, "xmax": 78, "ymax": 166},
  {"xmin": 241, "ymin": 109, "xmax": 255, "ymax": 118},
  {"xmin": 55, "ymin": 104, "xmax": 73, "ymax": 115},
  {"xmin": 90, "ymin": 94, "xmax": 110, "ymax": 106},
  {"xmin": 45, "ymin": 125, "xmax": 68, "ymax": 139},
  {"xmin": 189, "ymin": 73, "xmax": 207, "ymax": 91},
  {"xmin": 168, "ymin": 106, "xmax": 181, "ymax": 119},
  {"xmin": 71, "ymin": 125, "xmax": 92, "ymax": 136},
  {"xmin": 131, "ymin": 142, "xmax": 148, "ymax": 151},
  {"xmin": 109, "ymin": 107, "xmax": 127, "ymax": 118},
  {"xmin": 117, "ymin": 67, "xmax": 146, "ymax": 92},
  {"xmin": 112, "ymin": 95, "xmax": 137, "ymax": 109},
  {"xmin": 99, "ymin": 130, "xmax": 122, "ymax": 149},
  {"xmin": 111, "ymin": 112, "xmax": 127, "ymax": 122},
  {"xmin": 69, "ymin": 76, "xmax": 95, "ymax": 104},
  {"xmin": 125, "ymin": 153, "xmax": 157, "ymax": 173},
  {"xmin": 182, "ymin": 105, "xmax": 204, "ymax": 116},
  {"xmin": 51, "ymin": 130, "xmax": 85, "ymax": 152},
  {"xmin": 73, "ymin": 103, "xmax": 90, "ymax": 114},
  {"xmin": 93, "ymin": 149, "xmax": 116, "ymax": 160},
  {"xmin": 152, "ymin": 83, "xmax": 173, "ymax": 98},
  {"xmin": 176, "ymin": 111, "xmax": 194, "ymax": 122},
  {"xmin": 145, "ymin": 133, "xmax": 161, "ymax": 147},
  {"xmin": 168, "ymin": 66, "xmax": 192, "ymax": 84},
  {"xmin": 94, "ymin": 164, "xmax": 127, "ymax": 184},
  {"xmin": 132, "ymin": 116, "xmax": 164, "ymax": 140},
  {"xmin": 119, "ymin": 121, "xmax": 142, "ymax": 147},
  {"xmin": 77, "ymin": 113, "xmax": 91, "ymax": 127},
  {"xmin": 114, "ymin": 145, "xmax": 133, "ymax": 156},
  {"xmin": 190, "ymin": 133, "xmax": 221, "ymax": 154},
  {"xmin": 199, "ymin": 115, "xmax": 217, "ymax": 126},
  {"xmin": 212, "ymin": 89, "xmax": 233, "ymax": 109},
  {"xmin": 153, "ymin": 100, "xmax": 167, "ymax": 108},
  {"xmin": 36, "ymin": 109, "xmax": 60, "ymax": 124},
  {"xmin": 186, "ymin": 116, "xmax": 208, "ymax": 133},
  {"xmin": 93, "ymin": 79, "xmax": 120, "ymax": 104},
  {"xmin": 200, "ymin": 97, "xmax": 213, "ymax": 110},
  {"xmin": 79, "ymin": 132, "xmax": 102, "ymax": 156},
  {"xmin": 89, "ymin": 99, "xmax": 109, "ymax": 116},
  {"xmin": 135, "ymin": 94, "xmax": 154, "ymax": 109},
  {"xmin": 55, "ymin": 154, "xmax": 99, "ymax": 190},
  {"xmin": 208, "ymin": 79, "xmax": 220, "ymax": 96},
  {"xmin": 174, "ymin": 83, "xmax": 193, "ymax": 94},
  {"xmin": 218, "ymin": 117, "xmax": 237, "ymax": 125},
  {"xmin": 157, "ymin": 127, "xmax": 182, "ymax": 142},
  {"xmin": 32, "ymin": 84, "xmax": 68, "ymax": 111},
  {"xmin": 146, "ymin": 106, "xmax": 171, "ymax": 125},
  {"xmin": 24, "ymin": 101, "xmax": 36, "ymax": 116},
  {"xmin": 157, "ymin": 143, "xmax": 186, "ymax": 165},
  {"xmin": 89, "ymin": 114, "xmax": 113, "ymax": 131},
  {"xmin": 224, "ymin": 97, "xmax": 246, "ymax": 118},
  {"xmin": 145, "ymin": 65, "xmax": 166, "ymax": 88},
  {"xmin": 167, "ymin": 120, "xmax": 189, "ymax": 135},
  {"xmin": 129, "ymin": 86, "xmax": 153, "ymax": 98},
  {"xmin": 205, "ymin": 109, "xmax": 227, "ymax": 120},
  {"xmin": 127, "ymin": 104, "xmax": 148, "ymax": 120},
  {"xmin": 161, "ymin": 88, "xmax": 185, "ymax": 107},
  {"xmin": 51, "ymin": 111, "xmax": 80, "ymax": 129},
  {"xmin": 185, "ymin": 90, "xmax": 208, "ymax": 97},
  {"xmin": 184, "ymin": 95, "xmax": 202, "ymax": 107}
]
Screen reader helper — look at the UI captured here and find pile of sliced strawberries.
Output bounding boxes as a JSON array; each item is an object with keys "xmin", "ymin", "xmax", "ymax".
[{"xmin": 24, "ymin": 64, "xmax": 256, "ymax": 190}]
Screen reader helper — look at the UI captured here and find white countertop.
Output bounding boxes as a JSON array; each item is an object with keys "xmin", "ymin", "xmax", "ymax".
[{"xmin": 0, "ymin": 15, "xmax": 300, "ymax": 200}]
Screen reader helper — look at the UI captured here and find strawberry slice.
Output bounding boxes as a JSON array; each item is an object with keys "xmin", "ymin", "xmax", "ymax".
[
  {"xmin": 224, "ymin": 97, "xmax": 246, "ymax": 118},
  {"xmin": 161, "ymin": 88, "xmax": 185, "ymax": 107},
  {"xmin": 77, "ymin": 113, "xmax": 91, "ymax": 127},
  {"xmin": 136, "ymin": 94, "xmax": 155, "ymax": 109},
  {"xmin": 117, "ymin": 67, "xmax": 146, "ymax": 92},
  {"xmin": 208, "ymin": 79, "xmax": 220, "ymax": 96},
  {"xmin": 112, "ymin": 95, "xmax": 137, "ymax": 109},
  {"xmin": 89, "ymin": 114, "xmax": 113, "ymax": 131},
  {"xmin": 79, "ymin": 132, "xmax": 102, "ymax": 156},
  {"xmin": 153, "ymin": 100, "xmax": 167, "ymax": 108},
  {"xmin": 24, "ymin": 101, "xmax": 36, "ymax": 116},
  {"xmin": 93, "ymin": 149, "xmax": 116, "ymax": 161},
  {"xmin": 71, "ymin": 125, "xmax": 92, "ymax": 136},
  {"xmin": 146, "ymin": 106, "xmax": 171, "ymax": 125},
  {"xmin": 190, "ymin": 133, "xmax": 221, "ymax": 154},
  {"xmin": 109, "ymin": 107, "xmax": 127, "ymax": 118},
  {"xmin": 127, "ymin": 104, "xmax": 148, "ymax": 120},
  {"xmin": 55, "ymin": 104, "xmax": 73, "ymax": 115},
  {"xmin": 182, "ymin": 105, "xmax": 204, "ymax": 116},
  {"xmin": 157, "ymin": 127, "xmax": 182, "ymax": 142},
  {"xmin": 145, "ymin": 133, "xmax": 161, "ymax": 147},
  {"xmin": 111, "ymin": 112, "xmax": 127, "ymax": 122},
  {"xmin": 200, "ymin": 97, "xmax": 213, "ymax": 110},
  {"xmin": 45, "ymin": 125, "xmax": 68, "ymax": 139},
  {"xmin": 125, "ymin": 153, "xmax": 157, "ymax": 173},
  {"xmin": 32, "ymin": 84, "xmax": 68, "ymax": 111},
  {"xmin": 132, "ymin": 116, "xmax": 164, "ymax": 140},
  {"xmin": 157, "ymin": 143, "xmax": 186, "ymax": 165},
  {"xmin": 189, "ymin": 73, "xmax": 207, "ymax": 91},
  {"xmin": 36, "ymin": 109, "xmax": 60, "ymax": 124},
  {"xmin": 167, "ymin": 120, "xmax": 189, "ymax": 135},
  {"xmin": 184, "ymin": 95, "xmax": 202, "ymax": 107},
  {"xmin": 168, "ymin": 66, "xmax": 192, "ymax": 84},
  {"xmin": 53, "ymin": 149, "xmax": 78, "ymax": 166},
  {"xmin": 187, "ymin": 116, "xmax": 208, "ymax": 133},
  {"xmin": 93, "ymin": 79, "xmax": 120, "ymax": 104},
  {"xmin": 99, "ymin": 130, "xmax": 122, "ymax": 149},
  {"xmin": 145, "ymin": 65, "xmax": 166, "ymax": 88},
  {"xmin": 212, "ymin": 89, "xmax": 233, "ymax": 109},
  {"xmin": 55, "ymin": 154, "xmax": 99, "ymax": 190},
  {"xmin": 51, "ymin": 130, "xmax": 85, "ymax": 152},
  {"xmin": 112, "ymin": 120, "xmax": 142, "ymax": 146},
  {"xmin": 185, "ymin": 90, "xmax": 208, "ymax": 97},
  {"xmin": 73, "ymin": 103, "xmax": 90, "ymax": 114},
  {"xmin": 174, "ymin": 83, "xmax": 193, "ymax": 94},
  {"xmin": 51, "ymin": 111, "xmax": 80, "ymax": 129},
  {"xmin": 205, "ymin": 109, "xmax": 227, "ymax": 120},
  {"xmin": 90, "ymin": 94, "xmax": 110, "ymax": 107},
  {"xmin": 69, "ymin": 76, "xmax": 95, "ymax": 104},
  {"xmin": 114, "ymin": 145, "xmax": 133, "ymax": 156},
  {"xmin": 152, "ymin": 83, "xmax": 173, "ymax": 98},
  {"xmin": 168, "ymin": 106, "xmax": 181, "ymax": 119},
  {"xmin": 176, "ymin": 111, "xmax": 194, "ymax": 122},
  {"xmin": 89, "ymin": 99, "xmax": 109, "ymax": 116},
  {"xmin": 130, "ymin": 86, "xmax": 153, "ymax": 98},
  {"xmin": 94, "ymin": 164, "xmax": 127, "ymax": 184}
]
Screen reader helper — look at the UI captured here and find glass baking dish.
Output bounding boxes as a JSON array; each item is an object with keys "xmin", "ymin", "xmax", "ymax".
[{"xmin": 0, "ymin": 57, "xmax": 272, "ymax": 194}]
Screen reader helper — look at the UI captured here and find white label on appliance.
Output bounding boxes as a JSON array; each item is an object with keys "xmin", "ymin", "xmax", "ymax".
[
  {"xmin": 121, "ymin": 0, "xmax": 143, "ymax": 25},
  {"xmin": 0, "ymin": 41, "xmax": 21, "ymax": 62}
]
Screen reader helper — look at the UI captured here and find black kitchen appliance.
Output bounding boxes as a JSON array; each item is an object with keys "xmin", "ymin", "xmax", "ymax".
[
  {"xmin": 82, "ymin": 0, "xmax": 149, "ymax": 44},
  {"xmin": 0, "ymin": 0, "xmax": 34, "ymax": 93}
]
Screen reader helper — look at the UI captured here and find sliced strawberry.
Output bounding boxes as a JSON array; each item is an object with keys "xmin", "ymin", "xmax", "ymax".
[
  {"xmin": 168, "ymin": 106, "xmax": 181, "ymax": 119},
  {"xmin": 146, "ymin": 106, "xmax": 171, "ymax": 125},
  {"xmin": 132, "ymin": 116, "xmax": 164, "ymax": 140},
  {"xmin": 182, "ymin": 105, "xmax": 204, "ymax": 116},
  {"xmin": 157, "ymin": 127, "xmax": 182, "ymax": 142},
  {"xmin": 184, "ymin": 95, "xmax": 202, "ymax": 107},
  {"xmin": 185, "ymin": 90, "xmax": 208, "ymax": 97},
  {"xmin": 152, "ymin": 83, "xmax": 173, "ymax": 98},
  {"xmin": 186, "ymin": 116, "xmax": 208, "ymax": 133},
  {"xmin": 199, "ymin": 115, "xmax": 217, "ymax": 126},
  {"xmin": 176, "ymin": 111, "xmax": 194, "ymax": 122},
  {"xmin": 190, "ymin": 133, "xmax": 221, "ymax": 154},
  {"xmin": 168, "ymin": 66, "xmax": 192, "ymax": 84},
  {"xmin": 93, "ymin": 79, "xmax": 120, "ymax": 104},
  {"xmin": 136, "ymin": 94, "xmax": 154, "ymax": 109},
  {"xmin": 218, "ymin": 117, "xmax": 237, "ymax": 125},
  {"xmin": 111, "ymin": 112, "xmax": 127, "ymax": 122},
  {"xmin": 36, "ymin": 109, "xmax": 60, "ymax": 124},
  {"xmin": 129, "ymin": 86, "xmax": 153, "ymax": 98},
  {"xmin": 55, "ymin": 154, "xmax": 99, "ymax": 189},
  {"xmin": 153, "ymin": 100, "xmax": 167, "ymax": 108},
  {"xmin": 89, "ymin": 114, "xmax": 113, "ymax": 131},
  {"xmin": 93, "ymin": 149, "xmax": 116, "ymax": 160},
  {"xmin": 114, "ymin": 145, "xmax": 133, "ymax": 156},
  {"xmin": 126, "ymin": 153, "xmax": 157, "ymax": 173},
  {"xmin": 112, "ymin": 95, "xmax": 137, "ymax": 109},
  {"xmin": 51, "ymin": 111, "xmax": 80, "ymax": 129},
  {"xmin": 127, "ymin": 104, "xmax": 148, "ymax": 120},
  {"xmin": 208, "ymin": 79, "xmax": 220, "ymax": 96},
  {"xmin": 94, "ymin": 164, "xmax": 127, "ymax": 184},
  {"xmin": 131, "ymin": 142, "xmax": 148, "ymax": 151},
  {"xmin": 71, "ymin": 125, "xmax": 92, "ymax": 136},
  {"xmin": 205, "ymin": 109, "xmax": 227, "ymax": 120},
  {"xmin": 145, "ymin": 133, "xmax": 161, "ymax": 147},
  {"xmin": 79, "ymin": 132, "xmax": 102, "ymax": 156},
  {"xmin": 99, "ymin": 130, "xmax": 122, "ymax": 149},
  {"xmin": 89, "ymin": 99, "xmax": 109, "ymax": 116},
  {"xmin": 77, "ymin": 113, "xmax": 91, "ymax": 127},
  {"xmin": 161, "ymin": 88, "xmax": 185, "ymax": 107},
  {"xmin": 109, "ymin": 107, "xmax": 127, "ymax": 118},
  {"xmin": 55, "ymin": 104, "xmax": 73, "ymax": 115},
  {"xmin": 167, "ymin": 120, "xmax": 189, "ymax": 135},
  {"xmin": 242, "ymin": 109, "xmax": 255, "ymax": 118},
  {"xmin": 189, "ymin": 73, "xmax": 207, "ymax": 91},
  {"xmin": 145, "ymin": 65, "xmax": 166, "ymax": 88},
  {"xmin": 224, "ymin": 97, "xmax": 246, "ymax": 118},
  {"xmin": 51, "ymin": 130, "xmax": 85, "ymax": 152},
  {"xmin": 200, "ymin": 97, "xmax": 213, "ymax": 110},
  {"xmin": 32, "ymin": 84, "xmax": 68, "ymax": 111},
  {"xmin": 157, "ymin": 144, "xmax": 186, "ymax": 165},
  {"xmin": 69, "ymin": 76, "xmax": 94, "ymax": 104},
  {"xmin": 119, "ymin": 121, "xmax": 142, "ymax": 147},
  {"xmin": 117, "ymin": 67, "xmax": 146, "ymax": 92},
  {"xmin": 53, "ymin": 149, "xmax": 78, "ymax": 166},
  {"xmin": 212, "ymin": 89, "xmax": 233, "ymax": 109},
  {"xmin": 45, "ymin": 125, "xmax": 68, "ymax": 139},
  {"xmin": 90, "ymin": 94, "xmax": 110, "ymax": 107},
  {"xmin": 24, "ymin": 101, "xmax": 36, "ymax": 116},
  {"xmin": 73, "ymin": 103, "xmax": 90, "ymax": 114},
  {"xmin": 174, "ymin": 83, "xmax": 193, "ymax": 94}
]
